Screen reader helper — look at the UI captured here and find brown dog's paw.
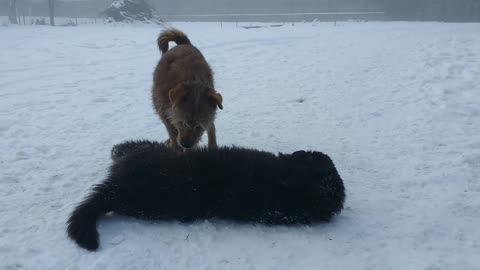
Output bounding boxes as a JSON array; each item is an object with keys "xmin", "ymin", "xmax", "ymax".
[
  {"xmin": 166, "ymin": 139, "xmax": 176, "ymax": 148},
  {"xmin": 166, "ymin": 138, "xmax": 185, "ymax": 152}
]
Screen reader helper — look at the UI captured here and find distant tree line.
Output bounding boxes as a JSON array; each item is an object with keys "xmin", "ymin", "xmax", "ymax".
[
  {"xmin": 385, "ymin": 0, "xmax": 480, "ymax": 22},
  {"xmin": 8, "ymin": 0, "xmax": 55, "ymax": 25},
  {"xmin": 149, "ymin": 0, "xmax": 480, "ymax": 22}
]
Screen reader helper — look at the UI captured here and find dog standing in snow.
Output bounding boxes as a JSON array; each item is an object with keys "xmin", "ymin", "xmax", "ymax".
[
  {"xmin": 67, "ymin": 140, "xmax": 346, "ymax": 251},
  {"xmin": 152, "ymin": 29, "xmax": 223, "ymax": 150}
]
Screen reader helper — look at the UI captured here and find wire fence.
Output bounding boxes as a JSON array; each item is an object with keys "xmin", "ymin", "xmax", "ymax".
[{"xmin": 158, "ymin": 11, "xmax": 386, "ymax": 22}]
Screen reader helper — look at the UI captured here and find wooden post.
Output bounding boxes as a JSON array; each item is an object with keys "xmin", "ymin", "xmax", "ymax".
[
  {"xmin": 8, "ymin": 0, "xmax": 18, "ymax": 24},
  {"xmin": 333, "ymin": 0, "xmax": 337, "ymax": 26},
  {"xmin": 48, "ymin": 0, "xmax": 55, "ymax": 26}
]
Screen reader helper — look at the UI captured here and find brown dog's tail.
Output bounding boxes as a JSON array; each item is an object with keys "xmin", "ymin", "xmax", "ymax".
[{"xmin": 157, "ymin": 28, "xmax": 191, "ymax": 54}]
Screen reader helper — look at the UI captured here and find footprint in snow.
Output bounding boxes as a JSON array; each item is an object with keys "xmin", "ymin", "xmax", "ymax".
[
  {"xmin": 15, "ymin": 151, "xmax": 29, "ymax": 161},
  {"xmin": 109, "ymin": 235, "xmax": 125, "ymax": 246},
  {"xmin": 295, "ymin": 98, "xmax": 306, "ymax": 103},
  {"xmin": 92, "ymin": 98, "xmax": 108, "ymax": 103}
]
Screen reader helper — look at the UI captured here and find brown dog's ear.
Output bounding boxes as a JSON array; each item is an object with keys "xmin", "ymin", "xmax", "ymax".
[
  {"xmin": 169, "ymin": 84, "xmax": 188, "ymax": 109},
  {"xmin": 208, "ymin": 91, "xmax": 223, "ymax": 110}
]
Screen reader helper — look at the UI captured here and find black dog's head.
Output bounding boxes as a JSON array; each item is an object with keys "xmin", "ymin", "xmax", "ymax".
[
  {"xmin": 280, "ymin": 150, "xmax": 335, "ymax": 172},
  {"xmin": 278, "ymin": 150, "xmax": 344, "ymax": 221}
]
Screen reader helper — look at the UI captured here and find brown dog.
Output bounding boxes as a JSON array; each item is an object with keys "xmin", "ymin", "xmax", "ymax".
[{"xmin": 152, "ymin": 28, "xmax": 223, "ymax": 150}]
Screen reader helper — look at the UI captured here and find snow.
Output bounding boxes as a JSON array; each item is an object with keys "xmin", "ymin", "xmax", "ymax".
[
  {"xmin": 110, "ymin": 0, "xmax": 126, "ymax": 9},
  {"xmin": 1, "ymin": 21, "xmax": 480, "ymax": 269}
]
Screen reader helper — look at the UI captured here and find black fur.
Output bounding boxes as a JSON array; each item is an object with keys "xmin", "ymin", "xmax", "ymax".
[
  {"xmin": 67, "ymin": 140, "xmax": 346, "ymax": 251},
  {"xmin": 110, "ymin": 139, "xmax": 173, "ymax": 161}
]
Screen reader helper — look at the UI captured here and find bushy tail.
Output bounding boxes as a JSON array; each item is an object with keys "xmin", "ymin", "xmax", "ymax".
[
  {"xmin": 157, "ymin": 28, "xmax": 191, "ymax": 54},
  {"xmin": 66, "ymin": 183, "xmax": 113, "ymax": 251}
]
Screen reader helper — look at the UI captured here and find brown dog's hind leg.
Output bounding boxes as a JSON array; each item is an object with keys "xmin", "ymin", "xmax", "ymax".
[{"xmin": 207, "ymin": 124, "xmax": 218, "ymax": 149}]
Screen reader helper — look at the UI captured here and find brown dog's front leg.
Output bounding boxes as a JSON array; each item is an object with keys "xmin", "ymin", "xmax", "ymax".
[
  {"xmin": 160, "ymin": 115, "xmax": 180, "ymax": 151},
  {"xmin": 207, "ymin": 124, "xmax": 218, "ymax": 149},
  {"xmin": 166, "ymin": 138, "xmax": 180, "ymax": 150},
  {"xmin": 165, "ymin": 128, "xmax": 181, "ymax": 151}
]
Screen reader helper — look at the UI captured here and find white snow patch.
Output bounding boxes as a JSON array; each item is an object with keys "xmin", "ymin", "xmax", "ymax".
[{"xmin": 0, "ymin": 22, "xmax": 479, "ymax": 270}]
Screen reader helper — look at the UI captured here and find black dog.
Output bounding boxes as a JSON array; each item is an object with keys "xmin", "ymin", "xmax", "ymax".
[
  {"xmin": 110, "ymin": 139, "xmax": 172, "ymax": 162},
  {"xmin": 67, "ymin": 141, "xmax": 346, "ymax": 251}
]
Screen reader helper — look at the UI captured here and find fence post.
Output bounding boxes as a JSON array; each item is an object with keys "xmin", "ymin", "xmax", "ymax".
[
  {"xmin": 8, "ymin": 0, "xmax": 18, "ymax": 24},
  {"xmin": 48, "ymin": 0, "xmax": 55, "ymax": 26}
]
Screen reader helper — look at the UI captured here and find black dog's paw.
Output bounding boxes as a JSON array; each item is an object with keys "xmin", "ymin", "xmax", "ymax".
[{"xmin": 67, "ymin": 223, "xmax": 100, "ymax": 251}]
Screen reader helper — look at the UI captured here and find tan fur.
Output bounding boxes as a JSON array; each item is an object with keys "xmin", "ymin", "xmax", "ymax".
[{"xmin": 152, "ymin": 28, "xmax": 223, "ymax": 151}]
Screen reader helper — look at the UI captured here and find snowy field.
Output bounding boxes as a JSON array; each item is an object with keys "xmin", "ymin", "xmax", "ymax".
[{"xmin": 1, "ymin": 21, "xmax": 479, "ymax": 270}]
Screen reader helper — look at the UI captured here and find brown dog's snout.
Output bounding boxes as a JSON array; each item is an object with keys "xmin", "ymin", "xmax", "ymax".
[
  {"xmin": 177, "ymin": 125, "xmax": 205, "ymax": 149},
  {"xmin": 179, "ymin": 140, "xmax": 194, "ymax": 149},
  {"xmin": 178, "ymin": 135, "xmax": 196, "ymax": 148}
]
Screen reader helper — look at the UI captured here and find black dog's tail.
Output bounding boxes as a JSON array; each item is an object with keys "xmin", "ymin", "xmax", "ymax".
[
  {"xmin": 157, "ymin": 28, "xmax": 191, "ymax": 54},
  {"xmin": 66, "ymin": 183, "xmax": 114, "ymax": 251}
]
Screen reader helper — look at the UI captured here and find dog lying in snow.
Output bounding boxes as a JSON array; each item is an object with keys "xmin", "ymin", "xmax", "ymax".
[{"xmin": 67, "ymin": 140, "xmax": 346, "ymax": 251}]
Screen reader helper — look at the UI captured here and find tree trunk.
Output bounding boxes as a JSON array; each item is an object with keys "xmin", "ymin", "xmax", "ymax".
[
  {"xmin": 8, "ymin": 0, "xmax": 18, "ymax": 24},
  {"xmin": 48, "ymin": 0, "xmax": 55, "ymax": 26}
]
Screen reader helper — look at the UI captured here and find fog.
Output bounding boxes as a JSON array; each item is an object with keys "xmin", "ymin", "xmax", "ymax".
[{"xmin": 1, "ymin": 0, "xmax": 480, "ymax": 23}]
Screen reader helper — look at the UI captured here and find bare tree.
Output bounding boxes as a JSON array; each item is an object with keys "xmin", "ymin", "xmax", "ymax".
[
  {"xmin": 48, "ymin": 0, "xmax": 55, "ymax": 26},
  {"xmin": 8, "ymin": 0, "xmax": 18, "ymax": 24}
]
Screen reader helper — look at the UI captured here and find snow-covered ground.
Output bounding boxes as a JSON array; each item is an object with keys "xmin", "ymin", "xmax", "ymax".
[{"xmin": 1, "ymin": 21, "xmax": 479, "ymax": 270}]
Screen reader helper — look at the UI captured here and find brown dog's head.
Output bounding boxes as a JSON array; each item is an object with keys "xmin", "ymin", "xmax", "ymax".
[{"xmin": 168, "ymin": 81, "xmax": 223, "ymax": 149}]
